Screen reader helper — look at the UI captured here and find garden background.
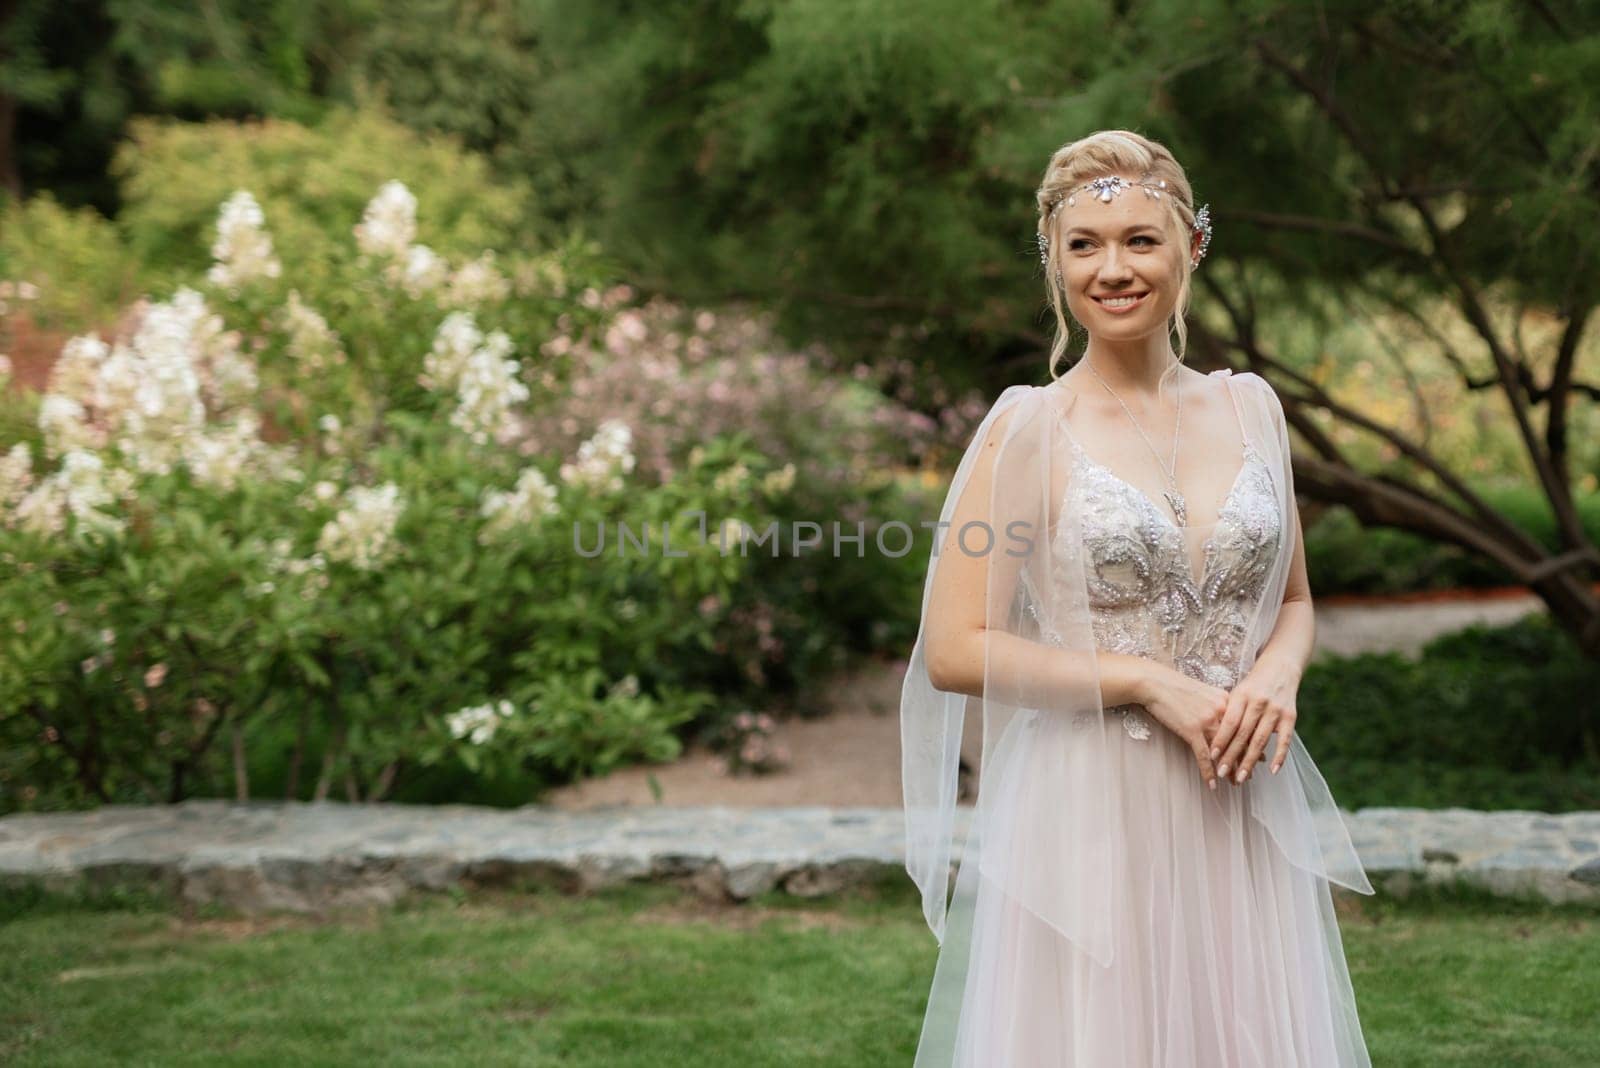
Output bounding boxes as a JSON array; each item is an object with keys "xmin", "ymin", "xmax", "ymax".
[{"xmin": 2, "ymin": 2, "xmax": 1599, "ymax": 1065}]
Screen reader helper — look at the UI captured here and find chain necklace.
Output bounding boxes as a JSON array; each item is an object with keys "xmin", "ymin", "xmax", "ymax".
[{"xmin": 1083, "ymin": 356, "xmax": 1188, "ymax": 527}]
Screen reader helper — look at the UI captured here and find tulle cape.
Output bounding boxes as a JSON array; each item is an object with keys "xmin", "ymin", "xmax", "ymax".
[{"xmin": 900, "ymin": 369, "xmax": 1372, "ymax": 962}]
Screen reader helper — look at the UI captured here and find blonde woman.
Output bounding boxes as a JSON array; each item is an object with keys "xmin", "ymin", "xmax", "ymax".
[{"xmin": 901, "ymin": 130, "xmax": 1374, "ymax": 1066}]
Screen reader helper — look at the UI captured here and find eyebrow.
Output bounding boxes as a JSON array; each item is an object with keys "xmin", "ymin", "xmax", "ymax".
[{"xmin": 1064, "ymin": 224, "xmax": 1161, "ymax": 237}]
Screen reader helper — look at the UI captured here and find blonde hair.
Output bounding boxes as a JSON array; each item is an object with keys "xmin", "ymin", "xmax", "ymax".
[{"xmin": 1036, "ymin": 130, "xmax": 1199, "ymax": 383}]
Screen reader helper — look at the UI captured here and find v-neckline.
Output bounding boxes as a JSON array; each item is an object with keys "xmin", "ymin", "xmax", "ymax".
[
  {"xmin": 1066, "ymin": 439, "xmax": 1262, "ymax": 592},
  {"xmin": 1047, "ymin": 370, "xmax": 1262, "ymax": 589},
  {"xmin": 1070, "ymin": 439, "xmax": 1258, "ymax": 537},
  {"xmin": 1048, "ymin": 369, "xmax": 1254, "ymax": 534}
]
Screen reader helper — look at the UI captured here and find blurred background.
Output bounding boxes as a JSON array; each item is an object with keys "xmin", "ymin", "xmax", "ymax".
[
  {"xmin": 5, "ymin": 5, "xmax": 1600, "ymax": 1066},
  {"xmin": 2, "ymin": 0, "xmax": 1598, "ymax": 820}
]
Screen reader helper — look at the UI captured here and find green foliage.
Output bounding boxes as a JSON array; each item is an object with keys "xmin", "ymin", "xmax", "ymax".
[
  {"xmin": 1, "ymin": 115, "xmax": 931, "ymax": 812},
  {"xmin": 0, "ymin": 193, "xmax": 145, "ymax": 330},
  {"xmin": 1305, "ymin": 487, "xmax": 1600, "ymax": 594},
  {"xmin": 6, "ymin": 0, "xmax": 372, "ymax": 207},
  {"xmin": 0, "ymin": 136, "xmax": 695, "ymax": 811},
  {"xmin": 1300, "ymin": 615, "xmax": 1600, "ymax": 810},
  {"xmin": 0, "ymin": 476, "xmax": 284, "ymax": 807},
  {"xmin": 111, "ymin": 106, "xmax": 539, "ymax": 289}
]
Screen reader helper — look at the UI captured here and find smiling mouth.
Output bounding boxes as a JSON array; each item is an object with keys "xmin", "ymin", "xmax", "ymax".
[{"xmin": 1092, "ymin": 292, "xmax": 1150, "ymax": 309}]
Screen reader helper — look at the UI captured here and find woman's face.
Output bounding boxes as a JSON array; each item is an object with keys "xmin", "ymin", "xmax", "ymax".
[{"xmin": 1054, "ymin": 177, "xmax": 1192, "ymax": 340}]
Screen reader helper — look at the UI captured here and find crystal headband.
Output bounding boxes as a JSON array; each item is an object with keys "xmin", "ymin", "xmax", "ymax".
[{"xmin": 1036, "ymin": 172, "xmax": 1213, "ymax": 272}]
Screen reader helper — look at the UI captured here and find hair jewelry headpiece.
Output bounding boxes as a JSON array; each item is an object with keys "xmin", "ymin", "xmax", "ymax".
[{"xmin": 1036, "ymin": 172, "xmax": 1213, "ymax": 275}]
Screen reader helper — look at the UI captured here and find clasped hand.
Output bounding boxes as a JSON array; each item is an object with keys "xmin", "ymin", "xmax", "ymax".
[{"xmin": 1139, "ymin": 658, "xmax": 1299, "ymax": 790}]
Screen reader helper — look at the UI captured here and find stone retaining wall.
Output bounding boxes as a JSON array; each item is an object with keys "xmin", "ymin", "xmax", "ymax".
[{"xmin": 2, "ymin": 801, "xmax": 1596, "ymax": 915}]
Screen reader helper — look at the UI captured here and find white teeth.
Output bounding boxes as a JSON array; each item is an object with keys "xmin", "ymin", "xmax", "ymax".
[{"xmin": 1098, "ymin": 294, "xmax": 1144, "ymax": 308}]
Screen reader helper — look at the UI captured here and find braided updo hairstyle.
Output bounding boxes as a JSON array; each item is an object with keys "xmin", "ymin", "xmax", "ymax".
[{"xmin": 1036, "ymin": 130, "xmax": 1201, "ymax": 383}]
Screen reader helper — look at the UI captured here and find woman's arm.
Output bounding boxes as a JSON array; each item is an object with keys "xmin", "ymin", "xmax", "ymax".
[{"xmin": 921, "ymin": 405, "xmax": 1154, "ymax": 710}]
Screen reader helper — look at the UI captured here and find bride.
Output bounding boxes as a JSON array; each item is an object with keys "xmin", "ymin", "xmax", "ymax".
[{"xmin": 900, "ymin": 130, "xmax": 1375, "ymax": 1066}]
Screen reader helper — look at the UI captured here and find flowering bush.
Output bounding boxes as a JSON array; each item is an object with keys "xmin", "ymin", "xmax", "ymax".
[
  {"xmin": 0, "ymin": 172, "xmax": 761, "ymax": 811},
  {"xmin": 1, "ymin": 114, "xmax": 944, "ymax": 814}
]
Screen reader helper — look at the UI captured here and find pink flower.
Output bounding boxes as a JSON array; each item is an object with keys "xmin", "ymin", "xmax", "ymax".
[{"xmin": 144, "ymin": 663, "xmax": 169, "ymax": 688}]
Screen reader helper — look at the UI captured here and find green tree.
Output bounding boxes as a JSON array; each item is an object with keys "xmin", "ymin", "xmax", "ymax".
[
  {"xmin": 443, "ymin": 0, "xmax": 1600, "ymax": 655},
  {"xmin": 0, "ymin": 0, "xmax": 370, "ymax": 210}
]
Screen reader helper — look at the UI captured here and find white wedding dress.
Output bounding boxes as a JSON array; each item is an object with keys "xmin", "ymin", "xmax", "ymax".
[{"xmin": 905, "ymin": 371, "xmax": 1373, "ymax": 1067}]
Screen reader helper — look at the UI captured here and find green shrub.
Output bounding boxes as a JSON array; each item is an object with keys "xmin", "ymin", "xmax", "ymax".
[
  {"xmin": 0, "ymin": 163, "xmax": 747, "ymax": 812},
  {"xmin": 1299, "ymin": 614, "xmax": 1600, "ymax": 810},
  {"xmin": 0, "ymin": 193, "xmax": 146, "ymax": 331},
  {"xmin": 1, "ymin": 113, "xmax": 935, "ymax": 812},
  {"xmin": 112, "ymin": 106, "xmax": 539, "ymax": 295}
]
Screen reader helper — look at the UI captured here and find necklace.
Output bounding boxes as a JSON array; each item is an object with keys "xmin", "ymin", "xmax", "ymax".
[{"xmin": 1083, "ymin": 356, "xmax": 1188, "ymax": 527}]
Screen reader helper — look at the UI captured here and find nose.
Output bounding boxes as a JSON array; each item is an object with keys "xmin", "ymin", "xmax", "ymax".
[{"xmin": 1097, "ymin": 245, "xmax": 1134, "ymax": 284}]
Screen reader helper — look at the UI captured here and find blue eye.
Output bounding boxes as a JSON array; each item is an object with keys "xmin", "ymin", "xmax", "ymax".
[{"xmin": 1068, "ymin": 235, "xmax": 1158, "ymax": 252}]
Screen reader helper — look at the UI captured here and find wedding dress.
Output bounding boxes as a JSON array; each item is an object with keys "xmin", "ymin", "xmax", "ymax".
[{"xmin": 902, "ymin": 369, "xmax": 1373, "ymax": 1067}]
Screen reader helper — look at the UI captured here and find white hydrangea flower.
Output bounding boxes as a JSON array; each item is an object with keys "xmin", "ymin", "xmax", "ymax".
[
  {"xmin": 316, "ymin": 482, "xmax": 404, "ymax": 570},
  {"xmin": 201, "ymin": 332, "xmax": 259, "ymax": 411},
  {"xmin": 446, "ymin": 699, "xmax": 514, "ymax": 745},
  {"xmin": 421, "ymin": 313, "xmax": 526, "ymax": 444},
  {"xmin": 38, "ymin": 394, "xmax": 100, "ymax": 456},
  {"xmin": 282, "ymin": 291, "xmax": 346, "ymax": 370},
  {"xmin": 206, "ymin": 191, "xmax": 281, "ymax": 295},
  {"xmin": 0, "ymin": 443, "xmax": 32, "ymax": 509},
  {"xmin": 11, "ymin": 480, "xmax": 65, "ymax": 536},
  {"xmin": 423, "ymin": 311, "xmax": 484, "ymax": 390},
  {"xmin": 712, "ymin": 461, "xmax": 750, "ymax": 494},
  {"xmin": 559, "ymin": 420, "xmax": 636, "ymax": 494},
  {"xmin": 398, "ymin": 244, "xmax": 450, "ymax": 298},
  {"xmin": 450, "ymin": 331, "xmax": 527, "ymax": 445},
  {"xmin": 182, "ymin": 413, "xmax": 265, "ymax": 491},
  {"xmin": 11, "ymin": 450, "xmax": 126, "ymax": 537},
  {"xmin": 354, "ymin": 180, "xmax": 417, "ymax": 259},
  {"xmin": 69, "ymin": 288, "xmax": 276, "ymax": 484},
  {"xmin": 48, "ymin": 335, "xmax": 109, "ymax": 408},
  {"xmin": 444, "ymin": 252, "xmax": 512, "ymax": 306},
  {"xmin": 91, "ymin": 289, "xmax": 216, "ymax": 475},
  {"xmin": 762, "ymin": 462, "xmax": 797, "ymax": 496},
  {"xmin": 479, "ymin": 465, "xmax": 559, "ymax": 542},
  {"xmin": 314, "ymin": 412, "xmax": 343, "ymax": 456}
]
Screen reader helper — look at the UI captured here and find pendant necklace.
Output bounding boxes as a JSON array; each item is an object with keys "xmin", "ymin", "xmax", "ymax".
[{"xmin": 1084, "ymin": 356, "xmax": 1187, "ymax": 527}]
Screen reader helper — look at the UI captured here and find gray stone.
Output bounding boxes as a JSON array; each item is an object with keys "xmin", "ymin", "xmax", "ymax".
[
  {"xmin": 1, "ymin": 800, "xmax": 1598, "ymax": 915},
  {"xmin": 725, "ymin": 862, "xmax": 781, "ymax": 900},
  {"xmin": 1570, "ymin": 859, "xmax": 1600, "ymax": 887}
]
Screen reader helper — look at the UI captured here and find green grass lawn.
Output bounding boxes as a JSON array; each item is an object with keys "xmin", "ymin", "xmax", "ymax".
[{"xmin": 2, "ymin": 879, "xmax": 1595, "ymax": 1066}]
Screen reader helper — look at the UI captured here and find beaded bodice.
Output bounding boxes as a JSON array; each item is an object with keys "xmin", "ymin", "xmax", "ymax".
[{"xmin": 1035, "ymin": 385, "xmax": 1284, "ymax": 741}]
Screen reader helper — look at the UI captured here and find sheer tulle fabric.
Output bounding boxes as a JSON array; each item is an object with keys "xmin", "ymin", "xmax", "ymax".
[{"xmin": 901, "ymin": 371, "xmax": 1373, "ymax": 1066}]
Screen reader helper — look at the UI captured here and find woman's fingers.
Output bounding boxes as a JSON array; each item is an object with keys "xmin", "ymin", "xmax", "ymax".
[
  {"xmin": 1210, "ymin": 686, "xmax": 1249, "ymax": 768},
  {"xmin": 1269, "ymin": 712, "xmax": 1296, "ymax": 775},
  {"xmin": 1235, "ymin": 708, "xmax": 1281, "ymax": 782},
  {"xmin": 1218, "ymin": 697, "xmax": 1262, "ymax": 780},
  {"xmin": 1188, "ymin": 731, "xmax": 1219, "ymax": 791}
]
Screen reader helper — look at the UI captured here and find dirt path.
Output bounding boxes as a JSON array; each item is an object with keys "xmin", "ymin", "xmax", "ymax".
[
  {"xmin": 545, "ymin": 659, "xmax": 910, "ymax": 810},
  {"xmin": 542, "ymin": 593, "xmax": 1550, "ymax": 811}
]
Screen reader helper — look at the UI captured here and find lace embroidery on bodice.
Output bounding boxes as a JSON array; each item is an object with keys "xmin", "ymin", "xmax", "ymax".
[{"xmin": 1030, "ymin": 381, "xmax": 1283, "ymax": 741}]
